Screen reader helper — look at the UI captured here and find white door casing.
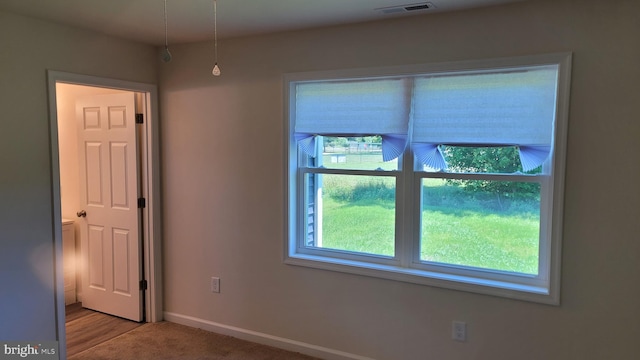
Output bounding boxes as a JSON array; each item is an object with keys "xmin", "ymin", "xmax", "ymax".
[{"xmin": 76, "ymin": 92, "xmax": 142, "ymax": 322}]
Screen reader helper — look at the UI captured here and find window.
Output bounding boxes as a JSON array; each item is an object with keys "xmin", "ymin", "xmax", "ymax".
[{"xmin": 285, "ymin": 54, "xmax": 571, "ymax": 304}]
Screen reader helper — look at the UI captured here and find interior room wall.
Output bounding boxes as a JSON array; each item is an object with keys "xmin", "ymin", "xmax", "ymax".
[
  {"xmin": 0, "ymin": 10, "xmax": 156, "ymax": 341},
  {"xmin": 159, "ymin": 0, "xmax": 640, "ymax": 359}
]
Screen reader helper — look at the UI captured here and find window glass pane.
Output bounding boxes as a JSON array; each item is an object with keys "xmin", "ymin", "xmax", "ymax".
[
  {"xmin": 305, "ymin": 173, "xmax": 396, "ymax": 257},
  {"xmin": 427, "ymin": 145, "xmax": 543, "ymax": 174},
  {"xmin": 420, "ymin": 178, "xmax": 540, "ymax": 274},
  {"xmin": 317, "ymin": 136, "xmax": 399, "ymax": 171}
]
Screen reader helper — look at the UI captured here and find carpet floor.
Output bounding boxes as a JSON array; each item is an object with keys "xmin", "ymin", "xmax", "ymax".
[{"xmin": 68, "ymin": 321, "xmax": 322, "ymax": 360}]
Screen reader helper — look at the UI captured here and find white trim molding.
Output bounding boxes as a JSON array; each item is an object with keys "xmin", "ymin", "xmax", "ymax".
[
  {"xmin": 48, "ymin": 70, "xmax": 163, "ymax": 360},
  {"xmin": 164, "ymin": 312, "xmax": 376, "ymax": 360}
]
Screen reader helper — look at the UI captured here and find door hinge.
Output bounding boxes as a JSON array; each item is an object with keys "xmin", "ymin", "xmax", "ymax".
[
  {"xmin": 140, "ymin": 280, "xmax": 148, "ymax": 291},
  {"xmin": 138, "ymin": 197, "xmax": 146, "ymax": 208},
  {"xmin": 135, "ymin": 113, "xmax": 144, "ymax": 124}
]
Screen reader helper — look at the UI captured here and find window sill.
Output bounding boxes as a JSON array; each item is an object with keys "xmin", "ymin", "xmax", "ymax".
[{"xmin": 285, "ymin": 253, "xmax": 558, "ymax": 305}]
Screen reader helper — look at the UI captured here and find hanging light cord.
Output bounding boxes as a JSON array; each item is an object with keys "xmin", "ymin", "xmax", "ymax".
[
  {"xmin": 164, "ymin": 0, "xmax": 169, "ymax": 48},
  {"xmin": 214, "ymin": 0, "xmax": 218, "ymax": 64},
  {"xmin": 161, "ymin": 0, "xmax": 172, "ymax": 62}
]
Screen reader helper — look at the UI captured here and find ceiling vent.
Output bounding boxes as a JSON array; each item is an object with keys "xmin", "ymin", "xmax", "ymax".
[{"xmin": 376, "ymin": 2, "xmax": 435, "ymax": 14}]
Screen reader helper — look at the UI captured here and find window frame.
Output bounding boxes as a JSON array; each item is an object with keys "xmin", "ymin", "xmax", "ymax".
[
  {"xmin": 284, "ymin": 53, "xmax": 571, "ymax": 305},
  {"xmin": 298, "ymin": 159, "xmax": 403, "ymax": 265}
]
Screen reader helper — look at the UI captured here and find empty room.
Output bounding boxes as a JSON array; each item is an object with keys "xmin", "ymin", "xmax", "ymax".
[{"xmin": 1, "ymin": 0, "xmax": 639, "ymax": 359}]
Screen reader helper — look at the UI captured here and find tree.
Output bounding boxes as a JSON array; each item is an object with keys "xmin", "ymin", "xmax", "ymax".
[
  {"xmin": 323, "ymin": 136, "xmax": 348, "ymax": 152},
  {"xmin": 443, "ymin": 146, "xmax": 540, "ymax": 201}
]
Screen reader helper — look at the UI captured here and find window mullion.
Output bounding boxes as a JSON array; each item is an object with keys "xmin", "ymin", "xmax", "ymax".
[{"xmin": 397, "ymin": 148, "xmax": 415, "ymax": 268}]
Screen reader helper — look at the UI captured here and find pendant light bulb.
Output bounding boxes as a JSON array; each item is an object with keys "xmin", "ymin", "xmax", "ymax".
[
  {"xmin": 212, "ymin": 63, "xmax": 221, "ymax": 76},
  {"xmin": 161, "ymin": 46, "xmax": 172, "ymax": 63}
]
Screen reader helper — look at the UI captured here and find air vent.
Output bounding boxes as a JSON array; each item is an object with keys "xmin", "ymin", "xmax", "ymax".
[
  {"xmin": 405, "ymin": 4, "xmax": 432, "ymax": 11},
  {"xmin": 376, "ymin": 2, "xmax": 435, "ymax": 14}
]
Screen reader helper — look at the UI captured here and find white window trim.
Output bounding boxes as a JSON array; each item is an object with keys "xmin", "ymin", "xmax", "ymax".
[{"xmin": 284, "ymin": 53, "xmax": 571, "ymax": 305}]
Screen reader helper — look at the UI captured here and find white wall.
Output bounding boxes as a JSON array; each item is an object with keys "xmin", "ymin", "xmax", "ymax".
[
  {"xmin": 159, "ymin": 0, "xmax": 640, "ymax": 359},
  {"xmin": 0, "ymin": 10, "xmax": 156, "ymax": 341}
]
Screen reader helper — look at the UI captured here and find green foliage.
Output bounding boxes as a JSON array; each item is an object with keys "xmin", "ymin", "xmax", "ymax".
[
  {"xmin": 444, "ymin": 146, "xmax": 522, "ymax": 173},
  {"xmin": 443, "ymin": 146, "xmax": 540, "ymax": 201},
  {"xmin": 323, "ymin": 137, "xmax": 348, "ymax": 149},
  {"xmin": 361, "ymin": 135, "xmax": 382, "ymax": 144},
  {"xmin": 422, "ymin": 179, "xmax": 540, "ymax": 217},
  {"xmin": 323, "ymin": 175, "xmax": 395, "ymax": 202}
]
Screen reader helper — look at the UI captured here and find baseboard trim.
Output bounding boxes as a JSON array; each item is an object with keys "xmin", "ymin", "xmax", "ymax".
[{"xmin": 163, "ymin": 312, "xmax": 375, "ymax": 360}]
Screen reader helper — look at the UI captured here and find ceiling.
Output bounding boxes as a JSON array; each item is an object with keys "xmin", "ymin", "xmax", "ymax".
[{"xmin": 0, "ymin": 0, "xmax": 524, "ymax": 46}]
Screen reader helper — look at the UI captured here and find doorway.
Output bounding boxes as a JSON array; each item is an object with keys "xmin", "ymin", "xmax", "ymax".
[{"xmin": 47, "ymin": 71, "xmax": 162, "ymax": 360}]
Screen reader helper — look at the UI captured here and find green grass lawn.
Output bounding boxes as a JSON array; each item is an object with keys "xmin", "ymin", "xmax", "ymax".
[
  {"xmin": 314, "ymin": 151, "xmax": 540, "ymax": 275},
  {"xmin": 319, "ymin": 179, "xmax": 540, "ymax": 275},
  {"xmin": 420, "ymin": 206, "xmax": 539, "ymax": 274},
  {"xmin": 321, "ymin": 197, "xmax": 396, "ymax": 256}
]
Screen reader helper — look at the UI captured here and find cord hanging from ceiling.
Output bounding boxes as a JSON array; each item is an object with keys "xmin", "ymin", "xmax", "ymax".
[
  {"xmin": 212, "ymin": 0, "xmax": 221, "ymax": 76},
  {"xmin": 161, "ymin": 0, "xmax": 172, "ymax": 62}
]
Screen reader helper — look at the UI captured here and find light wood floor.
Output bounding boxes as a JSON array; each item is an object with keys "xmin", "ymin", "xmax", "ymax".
[{"xmin": 65, "ymin": 303, "xmax": 143, "ymax": 357}]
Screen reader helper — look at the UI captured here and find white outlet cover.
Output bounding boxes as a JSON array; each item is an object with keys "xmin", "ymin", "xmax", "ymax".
[
  {"xmin": 211, "ymin": 277, "xmax": 220, "ymax": 293},
  {"xmin": 452, "ymin": 321, "xmax": 467, "ymax": 342}
]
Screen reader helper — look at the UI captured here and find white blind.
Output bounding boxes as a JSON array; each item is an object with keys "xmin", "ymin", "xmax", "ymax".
[
  {"xmin": 294, "ymin": 78, "xmax": 411, "ymax": 160},
  {"xmin": 412, "ymin": 66, "xmax": 558, "ymax": 145},
  {"xmin": 292, "ymin": 66, "xmax": 559, "ymax": 169},
  {"xmin": 295, "ymin": 79, "xmax": 410, "ymax": 135},
  {"xmin": 411, "ymin": 65, "xmax": 559, "ymax": 170}
]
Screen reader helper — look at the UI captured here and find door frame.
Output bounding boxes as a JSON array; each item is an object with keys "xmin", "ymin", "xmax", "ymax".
[{"xmin": 47, "ymin": 71, "xmax": 162, "ymax": 358}]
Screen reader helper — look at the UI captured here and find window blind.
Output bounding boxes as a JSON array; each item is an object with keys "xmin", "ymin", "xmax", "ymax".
[
  {"xmin": 294, "ymin": 78, "xmax": 411, "ymax": 161},
  {"xmin": 293, "ymin": 66, "xmax": 559, "ymax": 171},
  {"xmin": 411, "ymin": 66, "xmax": 559, "ymax": 171}
]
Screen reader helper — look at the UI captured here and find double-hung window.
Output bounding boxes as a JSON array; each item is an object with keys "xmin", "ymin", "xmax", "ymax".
[{"xmin": 285, "ymin": 54, "xmax": 571, "ymax": 304}]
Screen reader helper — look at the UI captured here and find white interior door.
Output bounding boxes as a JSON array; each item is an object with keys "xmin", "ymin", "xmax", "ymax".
[{"xmin": 76, "ymin": 92, "xmax": 142, "ymax": 322}]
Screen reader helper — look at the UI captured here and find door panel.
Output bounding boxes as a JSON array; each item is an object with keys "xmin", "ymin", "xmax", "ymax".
[
  {"xmin": 113, "ymin": 228, "xmax": 132, "ymax": 295},
  {"xmin": 77, "ymin": 93, "xmax": 142, "ymax": 322},
  {"xmin": 110, "ymin": 142, "xmax": 131, "ymax": 209},
  {"xmin": 88, "ymin": 225, "xmax": 106, "ymax": 290},
  {"xmin": 85, "ymin": 142, "xmax": 103, "ymax": 205}
]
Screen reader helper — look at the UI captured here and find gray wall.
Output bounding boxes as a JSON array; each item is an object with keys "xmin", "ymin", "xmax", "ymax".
[
  {"xmin": 159, "ymin": 0, "xmax": 640, "ymax": 359},
  {"xmin": 0, "ymin": 11, "xmax": 156, "ymax": 340}
]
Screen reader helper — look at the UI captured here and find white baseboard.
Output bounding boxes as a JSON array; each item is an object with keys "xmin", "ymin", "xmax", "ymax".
[{"xmin": 163, "ymin": 312, "xmax": 375, "ymax": 360}]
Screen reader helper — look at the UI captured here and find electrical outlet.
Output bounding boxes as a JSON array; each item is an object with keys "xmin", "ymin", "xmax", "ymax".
[
  {"xmin": 211, "ymin": 277, "xmax": 220, "ymax": 293},
  {"xmin": 452, "ymin": 321, "xmax": 467, "ymax": 342}
]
